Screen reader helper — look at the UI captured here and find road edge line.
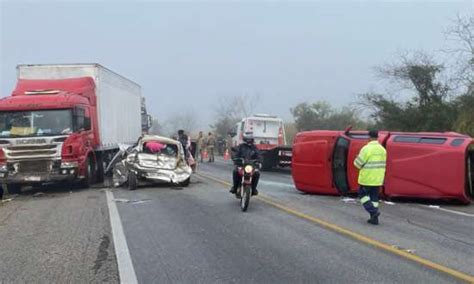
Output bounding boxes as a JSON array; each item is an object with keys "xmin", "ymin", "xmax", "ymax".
[
  {"xmin": 196, "ymin": 172, "xmax": 474, "ymax": 283},
  {"xmin": 106, "ymin": 190, "xmax": 138, "ymax": 284}
]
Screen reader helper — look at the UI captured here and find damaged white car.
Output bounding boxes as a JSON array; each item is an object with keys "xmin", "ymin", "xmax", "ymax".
[{"xmin": 106, "ymin": 135, "xmax": 192, "ymax": 190}]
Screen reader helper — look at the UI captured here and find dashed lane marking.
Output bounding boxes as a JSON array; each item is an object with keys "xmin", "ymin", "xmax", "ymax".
[
  {"xmin": 106, "ymin": 190, "xmax": 138, "ymax": 284},
  {"xmin": 196, "ymin": 172, "xmax": 474, "ymax": 283}
]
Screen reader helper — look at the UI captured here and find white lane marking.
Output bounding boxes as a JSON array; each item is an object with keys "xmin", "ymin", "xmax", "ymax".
[
  {"xmin": 260, "ymin": 180, "xmax": 294, "ymax": 188},
  {"xmin": 426, "ymin": 205, "xmax": 474, "ymax": 217},
  {"xmin": 106, "ymin": 190, "xmax": 138, "ymax": 284}
]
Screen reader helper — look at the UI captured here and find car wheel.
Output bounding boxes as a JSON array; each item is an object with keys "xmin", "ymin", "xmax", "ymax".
[
  {"xmin": 179, "ymin": 177, "xmax": 191, "ymax": 187},
  {"xmin": 128, "ymin": 172, "xmax": 138, "ymax": 190},
  {"xmin": 5, "ymin": 183, "xmax": 21, "ymax": 194}
]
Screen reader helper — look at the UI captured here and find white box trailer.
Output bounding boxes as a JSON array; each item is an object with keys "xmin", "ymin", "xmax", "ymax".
[{"xmin": 17, "ymin": 63, "xmax": 142, "ymax": 149}]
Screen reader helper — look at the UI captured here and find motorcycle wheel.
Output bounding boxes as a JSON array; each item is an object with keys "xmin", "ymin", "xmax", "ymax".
[{"xmin": 240, "ymin": 185, "xmax": 250, "ymax": 212}]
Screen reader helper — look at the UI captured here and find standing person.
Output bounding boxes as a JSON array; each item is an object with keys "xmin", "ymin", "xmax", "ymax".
[
  {"xmin": 177, "ymin": 130, "xmax": 189, "ymax": 159},
  {"xmin": 196, "ymin": 131, "xmax": 205, "ymax": 163},
  {"xmin": 353, "ymin": 130, "xmax": 387, "ymax": 225},
  {"xmin": 207, "ymin": 132, "xmax": 216, "ymax": 162}
]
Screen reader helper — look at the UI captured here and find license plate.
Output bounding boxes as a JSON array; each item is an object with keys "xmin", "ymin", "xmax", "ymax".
[{"xmin": 25, "ymin": 176, "xmax": 41, "ymax": 181}]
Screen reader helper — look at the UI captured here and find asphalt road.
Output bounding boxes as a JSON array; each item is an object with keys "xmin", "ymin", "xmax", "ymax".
[{"xmin": 0, "ymin": 158, "xmax": 472, "ymax": 283}]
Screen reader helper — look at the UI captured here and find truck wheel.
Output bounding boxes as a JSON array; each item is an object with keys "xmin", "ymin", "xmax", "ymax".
[
  {"xmin": 128, "ymin": 172, "xmax": 138, "ymax": 191},
  {"xmin": 81, "ymin": 157, "xmax": 94, "ymax": 188},
  {"xmin": 5, "ymin": 184, "xmax": 21, "ymax": 194},
  {"xmin": 261, "ymin": 159, "xmax": 272, "ymax": 171},
  {"xmin": 95, "ymin": 153, "xmax": 106, "ymax": 184}
]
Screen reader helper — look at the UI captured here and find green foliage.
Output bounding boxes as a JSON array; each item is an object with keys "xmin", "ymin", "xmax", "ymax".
[
  {"xmin": 453, "ymin": 89, "xmax": 474, "ymax": 136},
  {"xmin": 290, "ymin": 101, "xmax": 366, "ymax": 131}
]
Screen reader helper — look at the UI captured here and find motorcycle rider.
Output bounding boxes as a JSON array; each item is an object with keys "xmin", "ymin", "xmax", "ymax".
[{"xmin": 230, "ymin": 132, "xmax": 261, "ymax": 196}]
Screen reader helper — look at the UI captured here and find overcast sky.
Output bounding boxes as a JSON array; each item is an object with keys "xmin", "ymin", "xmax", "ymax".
[{"xmin": 1, "ymin": 1, "xmax": 472, "ymax": 130}]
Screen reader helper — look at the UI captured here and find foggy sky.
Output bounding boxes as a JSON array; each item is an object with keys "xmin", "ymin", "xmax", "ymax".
[{"xmin": 1, "ymin": 1, "xmax": 472, "ymax": 130}]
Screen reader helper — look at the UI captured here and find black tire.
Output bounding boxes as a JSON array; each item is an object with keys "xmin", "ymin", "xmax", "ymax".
[
  {"xmin": 241, "ymin": 185, "xmax": 251, "ymax": 212},
  {"xmin": 5, "ymin": 183, "xmax": 21, "ymax": 195},
  {"xmin": 96, "ymin": 153, "xmax": 105, "ymax": 183},
  {"xmin": 179, "ymin": 177, "xmax": 191, "ymax": 187},
  {"xmin": 81, "ymin": 157, "xmax": 94, "ymax": 188},
  {"xmin": 261, "ymin": 156, "xmax": 273, "ymax": 171},
  {"xmin": 128, "ymin": 172, "xmax": 138, "ymax": 191}
]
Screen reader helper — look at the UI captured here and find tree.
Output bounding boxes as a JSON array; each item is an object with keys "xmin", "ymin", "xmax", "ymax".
[
  {"xmin": 360, "ymin": 52, "xmax": 457, "ymax": 132},
  {"xmin": 445, "ymin": 14, "xmax": 474, "ymax": 89},
  {"xmin": 162, "ymin": 109, "xmax": 199, "ymax": 137},
  {"xmin": 290, "ymin": 101, "xmax": 366, "ymax": 131},
  {"xmin": 210, "ymin": 93, "xmax": 261, "ymax": 139}
]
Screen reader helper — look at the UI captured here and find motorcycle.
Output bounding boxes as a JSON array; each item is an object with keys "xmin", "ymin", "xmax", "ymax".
[{"xmin": 233, "ymin": 158, "xmax": 260, "ymax": 212}]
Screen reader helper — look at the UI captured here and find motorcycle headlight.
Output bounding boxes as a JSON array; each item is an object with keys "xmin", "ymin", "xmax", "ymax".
[{"xmin": 244, "ymin": 165, "xmax": 253, "ymax": 173}]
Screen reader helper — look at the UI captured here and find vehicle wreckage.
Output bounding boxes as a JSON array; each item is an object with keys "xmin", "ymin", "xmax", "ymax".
[{"xmin": 106, "ymin": 135, "xmax": 192, "ymax": 190}]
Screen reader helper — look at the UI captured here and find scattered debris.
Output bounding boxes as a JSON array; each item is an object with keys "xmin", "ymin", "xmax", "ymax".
[
  {"xmin": 113, "ymin": 198, "xmax": 152, "ymax": 205},
  {"xmin": 383, "ymin": 201, "xmax": 396, "ymax": 205},
  {"xmin": 341, "ymin": 197, "xmax": 358, "ymax": 204},
  {"xmin": 428, "ymin": 205, "xmax": 441, "ymax": 209},
  {"xmin": 32, "ymin": 192, "xmax": 45, "ymax": 197},
  {"xmin": 1, "ymin": 198, "xmax": 12, "ymax": 203}
]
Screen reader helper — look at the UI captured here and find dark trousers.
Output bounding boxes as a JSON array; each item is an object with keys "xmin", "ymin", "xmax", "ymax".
[
  {"xmin": 358, "ymin": 185, "xmax": 380, "ymax": 215},
  {"xmin": 0, "ymin": 185, "xmax": 3, "ymax": 200},
  {"xmin": 233, "ymin": 168, "xmax": 260, "ymax": 190}
]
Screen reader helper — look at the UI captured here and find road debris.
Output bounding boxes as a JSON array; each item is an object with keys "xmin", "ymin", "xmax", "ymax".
[
  {"xmin": 383, "ymin": 201, "xmax": 396, "ymax": 205},
  {"xmin": 341, "ymin": 197, "xmax": 358, "ymax": 204},
  {"xmin": 32, "ymin": 192, "xmax": 45, "ymax": 197},
  {"xmin": 113, "ymin": 198, "xmax": 152, "ymax": 205}
]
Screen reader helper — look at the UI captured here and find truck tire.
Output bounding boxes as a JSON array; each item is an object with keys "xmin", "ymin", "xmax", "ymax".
[
  {"xmin": 261, "ymin": 157, "xmax": 273, "ymax": 171},
  {"xmin": 128, "ymin": 172, "xmax": 138, "ymax": 191},
  {"xmin": 96, "ymin": 153, "xmax": 105, "ymax": 183},
  {"xmin": 5, "ymin": 183, "xmax": 21, "ymax": 194},
  {"xmin": 81, "ymin": 157, "xmax": 94, "ymax": 188}
]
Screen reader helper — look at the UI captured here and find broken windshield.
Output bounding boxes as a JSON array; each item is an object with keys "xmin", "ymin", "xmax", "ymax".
[{"xmin": 0, "ymin": 109, "xmax": 73, "ymax": 137}]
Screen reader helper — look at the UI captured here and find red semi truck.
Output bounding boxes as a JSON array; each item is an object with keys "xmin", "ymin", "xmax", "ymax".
[
  {"xmin": 0, "ymin": 64, "xmax": 143, "ymax": 193},
  {"xmin": 292, "ymin": 129, "xmax": 474, "ymax": 204}
]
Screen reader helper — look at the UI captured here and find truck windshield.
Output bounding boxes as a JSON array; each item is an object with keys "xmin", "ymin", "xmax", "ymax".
[{"xmin": 0, "ymin": 109, "xmax": 73, "ymax": 137}]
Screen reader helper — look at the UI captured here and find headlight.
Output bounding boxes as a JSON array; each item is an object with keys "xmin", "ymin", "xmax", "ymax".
[
  {"xmin": 244, "ymin": 165, "xmax": 253, "ymax": 173},
  {"xmin": 61, "ymin": 161, "xmax": 78, "ymax": 168}
]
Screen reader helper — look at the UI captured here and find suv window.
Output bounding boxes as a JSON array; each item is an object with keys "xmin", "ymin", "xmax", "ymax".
[
  {"xmin": 419, "ymin": 137, "xmax": 446, "ymax": 144},
  {"xmin": 393, "ymin": 136, "xmax": 420, "ymax": 143}
]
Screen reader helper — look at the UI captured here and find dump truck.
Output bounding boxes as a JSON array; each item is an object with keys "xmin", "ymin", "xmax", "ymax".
[
  {"xmin": 0, "ymin": 64, "xmax": 142, "ymax": 193},
  {"xmin": 292, "ymin": 128, "xmax": 473, "ymax": 204},
  {"xmin": 230, "ymin": 114, "xmax": 292, "ymax": 170}
]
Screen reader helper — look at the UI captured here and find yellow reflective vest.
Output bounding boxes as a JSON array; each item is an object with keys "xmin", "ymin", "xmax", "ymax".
[{"xmin": 353, "ymin": 141, "xmax": 387, "ymax": 186}]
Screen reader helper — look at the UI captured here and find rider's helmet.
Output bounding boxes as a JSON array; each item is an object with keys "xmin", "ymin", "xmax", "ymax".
[{"xmin": 242, "ymin": 132, "xmax": 255, "ymax": 145}]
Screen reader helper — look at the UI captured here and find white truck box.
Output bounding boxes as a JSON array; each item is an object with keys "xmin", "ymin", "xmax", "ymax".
[{"xmin": 17, "ymin": 64, "xmax": 142, "ymax": 149}]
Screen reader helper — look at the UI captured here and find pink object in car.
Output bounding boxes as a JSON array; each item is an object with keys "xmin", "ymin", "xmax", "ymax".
[{"xmin": 145, "ymin": 141, "xmax": 165, "ymax": 153}]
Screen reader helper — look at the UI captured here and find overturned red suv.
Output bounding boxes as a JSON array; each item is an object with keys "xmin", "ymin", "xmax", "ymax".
[{"xmin": 292, "ymin": 129, "xmax": 474, "ymax": 204}]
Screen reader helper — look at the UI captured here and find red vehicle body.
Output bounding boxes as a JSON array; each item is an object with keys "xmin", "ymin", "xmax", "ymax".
[
  {"xmin": 292, "ymin": 130, "xmax": 474, "ymax": 204},
  {"xmin": 0, "ymin": 64, "xmax": 142, "ymax": 193}
]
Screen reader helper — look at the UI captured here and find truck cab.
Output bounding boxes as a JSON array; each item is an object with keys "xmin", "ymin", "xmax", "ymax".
[{"xmin": 0, "ymin": 78, "xmax": 97, "ymax": 193}]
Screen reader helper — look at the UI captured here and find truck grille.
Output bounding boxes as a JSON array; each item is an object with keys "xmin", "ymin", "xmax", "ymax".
[
  {"xmin": 18, "ymin": 160, "xmax": 51, "ymax": 173},
  {"xmin": 4, "ymin": 144, "xmax": 60, "ymax": 159}
]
